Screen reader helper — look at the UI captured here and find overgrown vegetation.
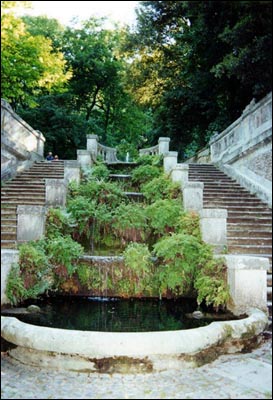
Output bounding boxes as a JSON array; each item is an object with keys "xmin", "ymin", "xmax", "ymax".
[{"xmin": 6, "ymin": 155, "xmax": 230, "ymax": 310}]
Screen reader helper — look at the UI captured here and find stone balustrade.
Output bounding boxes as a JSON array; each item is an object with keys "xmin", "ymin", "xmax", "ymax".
[{"xmin": 1, "ymin": 99, "xmax": 45, "ymax": 181}]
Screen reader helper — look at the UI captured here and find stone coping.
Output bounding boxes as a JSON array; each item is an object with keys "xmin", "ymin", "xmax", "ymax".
[{"xmin": 1, "ymin": 308, "xmax": 268, "ymax": 373}]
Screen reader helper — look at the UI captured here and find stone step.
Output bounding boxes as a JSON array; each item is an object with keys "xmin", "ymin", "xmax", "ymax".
[
  {"xmin": 1, "ymin": 225, "xmax": 17, "ymax": 233},
  {"xmin": 1, "ymin": 189, "xmax": 45, "ymax": 201},
  {"xmin": 204, "ymin": 192, "xmax": 259, "ymax": 199},
  {"xmin": 4, "ymin": 180, "xmax": 45, "ymax": 185},
  {"xmin": 204, "ymin": 200, "xmax": 265, "ymax": 208},
  {"xmin": 0, "ymin": 199, "xmax": 45, "ymax": 205},
  {"xmin": 205, "ymin": 205, "xmax": 271, "ymax": 212},
  {"xmin": 109, "ymin": 174, "xmax": 132, "ymax": 179},
  {"xmin": 227, "ymin": 221, "xmax": 272, "ymax": 229},
  {"xmin": 268, "ymin": 287, "xmax": 272, "ymax": 301},
  {"xmin": 227, "ymin": 229, "xmax": 272, "ymax": 238},
  {"xmin": 1, "ymin": 232, "xmax": 17, "ymax": 240},
  {"xmin": 15, "ymin": 174, "xmax": 64, "ymax": 179},
  {"xmin": 203, "ymin": 188, "xmax": 249, "ymax": 194},
  {"xmin": 227, "ymin": 210, "xmax": 272, "ymax": 217},
  {"xmin": 268, "ymin": 274, "xmax": 272, "ymax": 287},
  {"xmin": 1, "ymin": 196, "xmax": 45, "ymax": 202},
  {"xmin": 1, "ymin": 187, "xmax": 45, "ymax": 192},
  {"xmin": 1, "ymin": 240, "xmax": 17, "ymax": 249},
  {"xmin": 228, "ymin": 237, "xmax": 272, "ymax": 246},
  {"xmin": 227, "ymin": 216, "xmax": 272, "ymax": 224},
  {"xmin": 227, "ymin": 244, "xmax": 272, "ymax": 255}
]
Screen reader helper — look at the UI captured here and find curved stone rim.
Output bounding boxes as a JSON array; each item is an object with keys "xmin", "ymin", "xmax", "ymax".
[{"xmin": 1, "ymin": 308, "xmax": 267, "ymax": 360}]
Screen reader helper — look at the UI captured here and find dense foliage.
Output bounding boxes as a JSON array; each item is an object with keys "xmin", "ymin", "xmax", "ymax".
[
  {"xmin": 2, "ymin": 1, "xmax": 271, "ymax": 159},
  {"xmin": 6, "ymin": 156, "xmax": 230, "ymax": 309}
]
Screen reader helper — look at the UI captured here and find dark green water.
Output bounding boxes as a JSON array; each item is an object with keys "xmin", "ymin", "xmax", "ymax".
[{"xmin": 7, "ymin": 297, "xmax": 219, "ymax": 332}]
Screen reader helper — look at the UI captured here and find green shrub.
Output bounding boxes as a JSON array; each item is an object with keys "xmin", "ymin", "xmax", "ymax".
[
  {"xmin": 194, "ymin": 258, "xmax": 230, "ymax": 310},
  {"xmin": 135, "ymin": 154, "xmax": 163, "ymax": 167},
  {"xmin": 112, "ymin": 203, "xmax": 148, "ymax": 243},
  {"xmin": 47, "ymin": 235, "xmax": 84, "ymax": 278},
  {"xmin": 142, "ymin": 175, "xmax": 181, "ymax": 203},
  {"xmin": 145, "ymin": 199, "xmax": 182, "ymax": 236},
  {"xmin": 131, "ymin": 164, "xmax": 162, "ymax": 188},
  {"xmin": 177, "ymin": 211, "xmax": 202, "ymax": 239},
  {"xmin": 6, "ymin": 241, "xmax": 52, "ymax": 305},
  {"xmin": 122, "ymin": 243, "xmax": 154, "ymax": 295},
  {"xmin": 46, "ymin": 207, "xmax": 74, "ymax": 239},
  {"xmin": 153, "ymin": 233, "xmax": 203, "ymax": 297}
]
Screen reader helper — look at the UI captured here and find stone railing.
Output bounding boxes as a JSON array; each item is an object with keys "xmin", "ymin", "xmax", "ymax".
[
  {"xmin": 139, "ymin": 144, "xmax": 159, "ymax": 156},
  {"xmin": 185, "ymin": 92, "xmax": 272, "ymax": 206},
  {"xmin": 97, "ymin": 143, "xmax": 119, "ymax": 163},
  {"xmin": 139, "ymin": 137, "xmax": 170, "ymax": 156},
  {"xmin": 1, "ymin": 99, "xmax": 45, "ymax": 181}
]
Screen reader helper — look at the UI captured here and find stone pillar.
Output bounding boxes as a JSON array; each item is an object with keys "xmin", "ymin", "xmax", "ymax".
[
  {"xmin": 182, "ymin": 182, "xmax": 203, "ymax": 212},
  {"xmin": 164, "ymin": 151, "xmax": 178, "ymax": 173},
  {"xmin": 158, "ymin": 137, "xmax": 170, "ymax": 155},
  {"xmin": 200, "ymin": 209, "xmax": 227, "ymax": 247},
  {"xmin": 86, "ymin": 135, "xmax": 98, "ymax": 160},
  {"xmin": 64, "ymin": 160, "xmax": 80, "ymax": 184},
  {"xmin": 1, "ymin": 249, "xmax": 19, "ymax": 305},
  {"xmin": 36, "ymin": 130, "xmax": 45, "ymax": 157},
  {"xmin": 222, "ymin": 255, "xmax": 269, "ymax": 315},
  {"xmin": 45, "ymin": 179, "xmax": 67, "ymax": 207},
  {"xmin": 170, "ymin": 163, "xmax": 189, "ymax": 187},
  {"xmin": 17, "ymin": 205, "xmax": 46, "ymax": 242},
  {"xmin": 77, "ymin": 150, "xmax": 91, "ymax": 168}
]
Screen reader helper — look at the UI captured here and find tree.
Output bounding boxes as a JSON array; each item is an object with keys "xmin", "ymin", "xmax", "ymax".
[
  {"xmin": 1, "ymin": 2, "xmax": 70, "ymax": 109},
  {"xmin": 129, "ymin": 1, "xmax": 272, "ymax": 157}
]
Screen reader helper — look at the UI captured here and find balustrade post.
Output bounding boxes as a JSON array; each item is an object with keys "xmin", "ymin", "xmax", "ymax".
[
  {"xmin": 163, "ymin": 151, "xmax": 178, "ymax": 173},
  {"xmin": 87, "ymin": 135, "xmax": 98, "ymax": 162},
  {"xmin": 158, "ymin": 137, "xmax": 170, "ymax": 155}
]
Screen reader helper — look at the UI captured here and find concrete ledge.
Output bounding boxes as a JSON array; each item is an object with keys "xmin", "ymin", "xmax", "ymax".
[{"xmin": 1, "ymin": 308, "xmax": 268, "ymax": 373}]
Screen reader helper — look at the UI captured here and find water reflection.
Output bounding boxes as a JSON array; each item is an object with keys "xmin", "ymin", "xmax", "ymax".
[{"xmin": 11, "ymin": 297, "xmax": 212, "ymax": 332}]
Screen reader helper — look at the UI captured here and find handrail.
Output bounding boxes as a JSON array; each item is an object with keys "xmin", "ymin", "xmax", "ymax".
[
  {"xmin": 139, "ymin": 144, "xmax": 159, "ymax": 156},
  {"xmin": 97, "ymin": 143, "xmax": 119, "ymax": 163}
]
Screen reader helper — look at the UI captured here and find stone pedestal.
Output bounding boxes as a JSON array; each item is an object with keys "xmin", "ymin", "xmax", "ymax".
[
  {"xmin": 182, "ymin": 182, "xmax": 203, "ymax": 212},
  {"xmin": 64, "ymin": 160, "xmax": 80, "ymax": 184},
  {"xmin": 86, "ymin": 135, "xmax": 98, "ymax": 161},
  {"xmin": 36, "ymin": 130, "xmax": 45, "ymax": 157},
  {"xmin": 158, "ymin": 137, "xmax": 170, "ymax": 155},
  {"xmin": 77, "ymin": 150, "xmax": 91, "ymax": 168},
  {"xmin": 17, "ymin": 205, "xmax": 46, "ymax": 242},
  {"xmin": 45, "ymin": 179, "xmax": 67, "ymax": 207},
  {"xmin": 171, "ymin": 164, "xmax": 189, "ymax": 187},
  {"xmin": 1, "ymin": 249, "xmax": 19, "ymax": 305},
  {"xmin": 200, "ymin": 209, "xmax": 227, "ymax": 246},
  {"xmin": 223, "ymin": 255, "xmax": 269, "ymax": 315},
  {"xmin": 164, "ymin": 151, "xmax": 178, "ymax": 173}
]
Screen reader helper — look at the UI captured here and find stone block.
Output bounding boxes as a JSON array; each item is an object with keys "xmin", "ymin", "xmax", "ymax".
[
  {"xmin": 222, "ymin": 255, "xmax": 269, "ymax": 315},
  {"xmin": 200, "ymin": 208, "xmax": 227, "ymax": 246},
  {"xmin": 64, "ymin": 160, "xmax": 80, "ymax": 184},
  {"xmin": 158, "ymin": 137, "xmax": 170, "ymax": 155},
  {"xmin": 77, "ymin": 150, "xmax": 91, "ymax": 168},
  {"xmin": 170, "ymin": 163, "xmax": 189, "ymax": 187},
  {"xmin": 182, "ymin": 182, "xmax": 204, "ymax": 212},
  {"xmin": 1, "ymin": 249, "xmax": 19, "ymax": 305},
  {"xmin": 164, "ymin": 151, "xmax": 178, "ymax": 173},
  {"xmin": 45, "ymin": 179, "xmax": 67, "ymax": 207},
  {"xmin": 17, "ymin": 205, "xmax": 46, "ymax": 242}
]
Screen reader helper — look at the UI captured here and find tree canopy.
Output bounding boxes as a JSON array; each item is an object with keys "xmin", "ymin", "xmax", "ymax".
[{"xmin": 1, "ymin": 1, "xmax": 271, "ymax": 159}]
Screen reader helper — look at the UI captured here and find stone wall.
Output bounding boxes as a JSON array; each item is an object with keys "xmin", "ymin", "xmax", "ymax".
[
  {"xmin": 1, "ymin": 99, "xmax": 45, "ymax": 181},
  {"xmin": 185, "ymin": 92, "xmax": 272, "ymax": 206}
]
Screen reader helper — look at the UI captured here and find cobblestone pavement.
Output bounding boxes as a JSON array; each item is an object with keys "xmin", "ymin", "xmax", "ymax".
[{"xmin": 1, "ymin": 337, "xmax": 272, "ymax": 399}]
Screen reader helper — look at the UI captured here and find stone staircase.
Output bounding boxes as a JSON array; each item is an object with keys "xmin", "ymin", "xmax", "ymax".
[
  {"xmin": 1, "ymin": 161, "xmax": 64, "ymax": 249},
  {"xmin": 189, "ymin": 163, "xmax": 272, "ymax": 317}
]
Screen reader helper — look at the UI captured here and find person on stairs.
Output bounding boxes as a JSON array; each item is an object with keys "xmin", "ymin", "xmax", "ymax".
[{"xmin": 46, "ymin": 152, "xmax": 54, "ymax": 161}]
